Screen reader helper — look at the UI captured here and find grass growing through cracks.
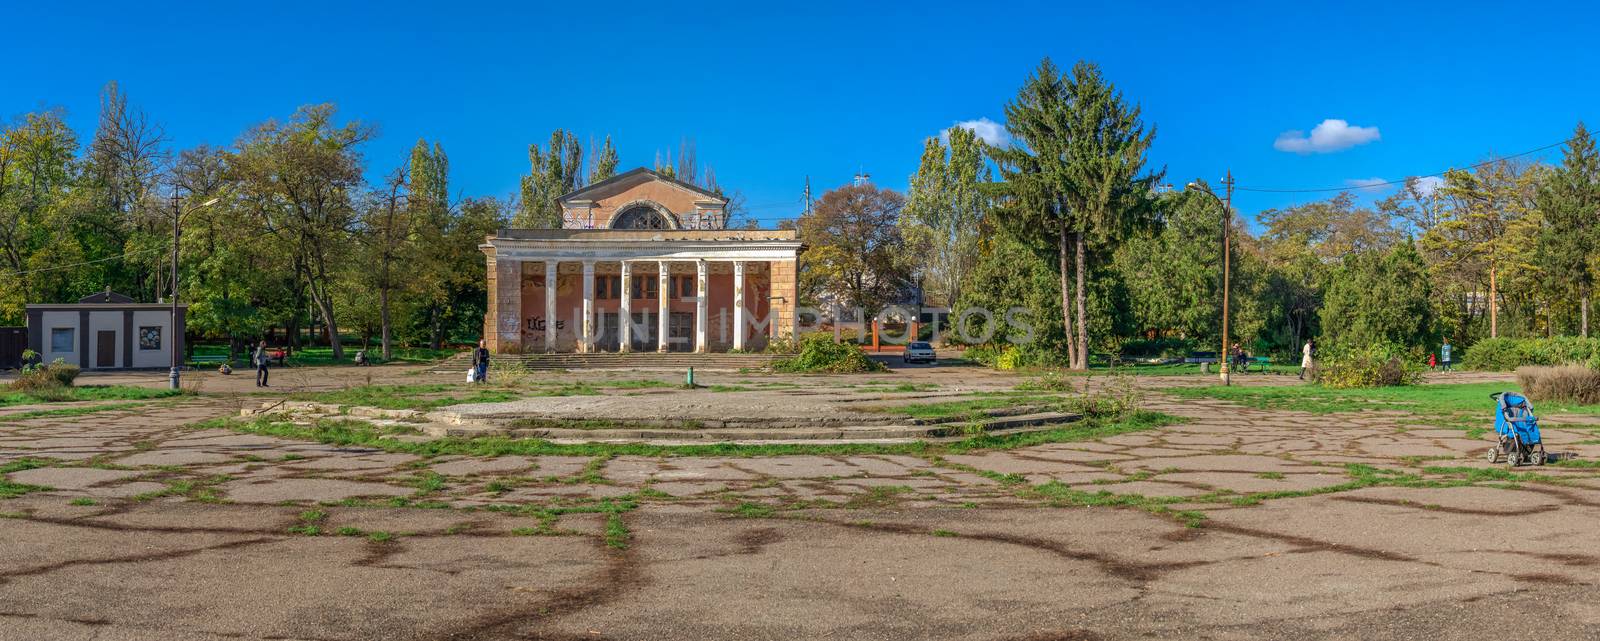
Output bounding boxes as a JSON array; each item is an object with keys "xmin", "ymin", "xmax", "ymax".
[{"xmin": 191, "ymin": 410, "xmax": 1180, "ymax": 460}]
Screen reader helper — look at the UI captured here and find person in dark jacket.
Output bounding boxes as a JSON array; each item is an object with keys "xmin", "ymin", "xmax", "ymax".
[
  {"xmin": 471, "ymin": 340, "xmax": 490, "ymax": 384},
  {"xmin": 254, "ymin": 340, "xmax": 270, "ymax": 387}
]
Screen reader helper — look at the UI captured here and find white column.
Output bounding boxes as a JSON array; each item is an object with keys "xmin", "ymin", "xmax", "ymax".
[
  {"xmin": 581, "ymin": 261, "xmax": 595, "ymax": 354},
  {"xmin": 695, "ymin": 259, "xmax": 709, "ymax": 353},
  {"xmin": 732, "ymin": 261, "xmax": 746, "ymax": 352},
  {"xmin": 657, "ymin": 261, "xmax": 671, "ymax": 353},
  {"xmin": 544, "ymin": 261, "xmax": 558, "ymax": 353},
  {"xmin": 618, "ymin": 262, "xmax": 632, "ymax": 353}
]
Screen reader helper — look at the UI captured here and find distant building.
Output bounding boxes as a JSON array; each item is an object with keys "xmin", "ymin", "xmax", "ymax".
[
  {"xmin": 481, "ymin": 168, "xmax": 801, "ymax": 353},
  {"xmin": 26, "ymin": 289, "xmax": 185, "ymax": 369}
]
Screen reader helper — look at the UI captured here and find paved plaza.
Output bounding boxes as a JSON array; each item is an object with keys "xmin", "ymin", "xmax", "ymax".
[{"xmin": 4, "ymin": 365, "xmax": 1600, "ymax": 639}]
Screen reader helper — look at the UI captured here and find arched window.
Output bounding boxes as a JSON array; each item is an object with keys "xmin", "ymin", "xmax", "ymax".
[{"xmin": 611, "ymin": 204, "xmax": 672, "ymax": 229}]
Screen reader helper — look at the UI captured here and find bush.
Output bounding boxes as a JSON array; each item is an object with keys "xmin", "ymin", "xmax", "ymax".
[
  {"xmin": 1061, "ymin": 374, "xmax": 1141, "ymax": 418},
  {"xmin": 962, "ymin": 343, "xmax": 1067, "ymax": 370},
  {"xmin": 1462, "ymin": 337, "xmax": 1600, "ymax": 371},
  {"xmin": 771, "ymin": 334, "xmax": 885, "ymax": 373},
  {"xmin": 11, "ymin": 358, "xmax": 81, "ymax": 393},
  {"xmin": 1315, "ymin": 345, "xmax": 1422, "ymax": 388},
  {"xmin": 1515, "ymin": 365, "xmax": 1600, "ymax": 405},
  {"xmin": 962, "ymin": 344, "xmax": 1002, "ymax": 367}
]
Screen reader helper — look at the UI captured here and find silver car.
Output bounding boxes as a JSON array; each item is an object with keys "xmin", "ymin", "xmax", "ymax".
[{"xmin": 902, "ymin": 341, "xmax": 937, "ymax": 364}]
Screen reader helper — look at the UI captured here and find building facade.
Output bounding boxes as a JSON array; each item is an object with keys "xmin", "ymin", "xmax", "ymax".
[
  {"xmin": 26, "ymin": 290, "xmax": 186, "ymax": 369},
  {"xmin": 481, "ymin": 168, "xmax": 801, "ymax": 354}
]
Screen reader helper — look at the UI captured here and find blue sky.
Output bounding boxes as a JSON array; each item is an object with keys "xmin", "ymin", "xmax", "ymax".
[{"xmin": 6, "ymin": 1, "xmax": 1599, "ymax": 226}]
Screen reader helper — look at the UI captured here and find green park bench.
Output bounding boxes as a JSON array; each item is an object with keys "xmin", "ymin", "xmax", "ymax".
[{"xmin": 187, "ymin": 354, "xmax": 230, "ymax": 369}]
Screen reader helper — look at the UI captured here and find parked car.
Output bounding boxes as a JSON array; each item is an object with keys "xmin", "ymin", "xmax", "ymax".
[{"xmin": 903, "ymin": 341, "xmax": 937, "ymax": 364}]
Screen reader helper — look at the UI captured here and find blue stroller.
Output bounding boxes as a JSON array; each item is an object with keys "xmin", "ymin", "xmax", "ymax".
[{"xmin": 1486, "ymin": 392, "xmax": 1545, "ymax": 467}]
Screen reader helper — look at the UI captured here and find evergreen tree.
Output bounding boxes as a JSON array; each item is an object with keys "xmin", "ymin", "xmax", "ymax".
[
  {"xmin": 1535, "ymin": 123, "xmax": 1600, "ymax": 337},
  {"xmin": 1059, "ymin": 60, "xmax": 1161, "ymax": 368},
  {"xmin": 1319, "ymin": 242, "xmax": 1435, "ymax": 349},
  {"xmin": 989, "ymin": 58, "xmax": 1082, "ymax": 367}
]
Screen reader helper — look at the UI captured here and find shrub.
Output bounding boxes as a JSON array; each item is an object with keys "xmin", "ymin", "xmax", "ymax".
[
  {"xmin": 764, "ymin": 336, "xmax": 801, "ymax": 355},
  {"xmin": 1315, "ymin": 345, "xmax": 1422, "ymax": 388},
  {"xmin": 11, "ymin": 358, "xmax": 81, "ymax": 393},
  {"xmin": 771, "ymin": 334, "xmax": 885, "ymax": 373},
  {"xmin": 1515, "ymin": 365, "xmax": 1600, "ymax": 405},
  {"xmin": 962, "ymin": 345, "xmax": 1002, "ymax": 367},
  {"xmin": 1462, "ymin": 337, "xmax": 1600, "ymax": 371},
  {"xmin": 1061, "ymin": 374, "xmax": 1141, "ymax": 418},
  {"xmin": 963, "ymin": 343, "xmax": 1067, "ymax": 370}
]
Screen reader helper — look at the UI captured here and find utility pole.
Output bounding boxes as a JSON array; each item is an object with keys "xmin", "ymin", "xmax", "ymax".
[
  {"xmin": 169, "ymin": 193, "xmax": 181, "ymax": 390},
  {"xmin": 1219, "ymin": 169, "xmax": 1235, "ymax": 386},
  {"xmin": 853, "ymin": 167, "xmax": 871, "ymax": 187},
  {"xmin": 803, "ymin": 176, "xmax": 812, "ymax": 216}
]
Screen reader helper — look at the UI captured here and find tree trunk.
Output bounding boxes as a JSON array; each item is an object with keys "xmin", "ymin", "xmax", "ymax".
[
  {"xmin": 380, "ymin": 287, "xmax": 393, "ymax": 360},
  {"xmin": 1058, "ymin": 221, "xmax": 1076, "ymax": 367},
  {"xmin": 1583, "ymin": 286, "xmax": 1591, "ymax": 339},
  {"xmin": 310, "ymin": 285, "xmax": 343, "ymax": 359},
  {"xmin": 1489, "ymin": 266, "xmax": 1499, "ymax": 339},
  {"xmin": 1074, "ymin": 230, "xmax": 1088, "ymax": 370},
  {"xmin": 430, "ymin": 304, "xmax": 444, "ymax": 350}
]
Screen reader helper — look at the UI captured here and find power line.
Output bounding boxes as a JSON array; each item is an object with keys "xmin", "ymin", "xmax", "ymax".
[
  {"xmin": 0, "ymin": 245, "xmax": 169, "ymax": 279},
  {"xmin": 1234, "ymin": 136, "xmax": 1575, "ymax": 194}
]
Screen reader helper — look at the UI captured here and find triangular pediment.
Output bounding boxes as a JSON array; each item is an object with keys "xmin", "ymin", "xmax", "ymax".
[{"xmin": 558, "ymin": 167, "xmax": 725, "ymax": 205}]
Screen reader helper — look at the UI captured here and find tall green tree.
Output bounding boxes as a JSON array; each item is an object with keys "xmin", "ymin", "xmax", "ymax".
[
  {"xmin": 1319, "ymin": 242, "xmax": 1435, "ymax": 349},
  {"xmin": 516, "ymin": 130, "xmax": 582, "ymax": 228},
  {"xmin": 991, "ymin": 58, "xmax": 1158, "ymax": 369},
  {"xmin": 231, "ymin": 104, "xmax": 373, "ymax": 359},
  {"xmin": 902, "ymin": 127, "xmax": 987, "ymax": 308},
  {"xmin": 990, "ymin": 58, "xmax": 1082, "ymax": 366},
  {"xmin": 1535, "ymin": 123, "xmax": 1600, "ymax": 337},
  {"xmin": 1424, "ymin": 159, "xmax": 1541, "ymax": 339},
  {"xmin": 1058, "ymin": 60, "xmax": 1160, "ymax": 368},
  {"xmin": 591, "ymin": 135, "xmax": 619, "ymax": 183}
]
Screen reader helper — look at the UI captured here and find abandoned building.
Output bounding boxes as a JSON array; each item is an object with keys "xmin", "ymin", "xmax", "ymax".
[
  {"xmin": 26, "ymin": 290, "xmax": 186, "ymax": 369},
  {"xmin": 480, "ymin": 168, "xmax": 801, "ymax": 353}
]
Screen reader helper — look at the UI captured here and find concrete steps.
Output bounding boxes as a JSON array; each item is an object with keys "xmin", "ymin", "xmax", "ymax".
[
  {"xmin": 241, "ymin": 401, "xmax": 1081, "ymax": 444},
  {"xmin": 429, "ymin": 351, "xmax": 781, "ymax": 372}
]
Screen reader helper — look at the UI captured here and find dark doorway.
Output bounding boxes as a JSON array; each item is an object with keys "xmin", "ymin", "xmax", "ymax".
[
  {"xmin": 96, "ymin": 330, "xmax": 117, "ymax": 368},
  {"xmin": 0, "ymin": 327, "xmax": 24, "ymax": 368}
]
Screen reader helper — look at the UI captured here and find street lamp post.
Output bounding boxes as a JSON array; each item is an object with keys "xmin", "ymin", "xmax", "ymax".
[
  {"xmin": 1186, "ymin": 171, "xmax": 1235, "ymax": 386},
  {"xmin": 170, "ymin": 195, "xmax": 220, "ymax": 390}
]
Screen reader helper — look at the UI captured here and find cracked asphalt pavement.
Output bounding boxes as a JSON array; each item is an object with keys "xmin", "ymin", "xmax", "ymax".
[{"xmin": 5, "ymin": 367, "xmax": 1600, "ymax": 640}]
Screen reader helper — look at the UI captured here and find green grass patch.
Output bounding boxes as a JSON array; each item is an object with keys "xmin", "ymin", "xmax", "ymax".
[
  {"xmin": 193, "ymin": 410, "xmax": 1179, "ymax": 460},
  {"xmin": 0, "ymin": 386, "xmax": 185, "ymax": 408},
  {"xmin": 69, "ymin": 497, "xmax": 97, "ymax": 506},
  {"xmin": 0, "ymin": 458, "xmax": 53, "ymax": 498},
  {"xmin": 1168, "ymin": 381, "xmax": 1600, "ymax": 416},
  {"xmin": 2, "ymin": 402, "xmax": 150, "ymax": 424},
  {"xmin": 291, "ymin": 384, "xmax": 519, "ymax": 411}
]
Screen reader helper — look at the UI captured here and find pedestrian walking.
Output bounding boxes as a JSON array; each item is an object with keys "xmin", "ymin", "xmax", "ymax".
[
  {"xmin": 1440, "ymin": 340, "xmax": 1453, "ymax": 372},
  {"xmin": 471, "ymin": 340, "xmax": 490, "ymax": 384},
  {"xmin": 254, "ymin": 340, "xmax": 270, "ymax": 387},
  {"xmin": 1428, "ymin": 353, "xmax": 1438, "ymax": 370},
  {"xmin": 1299, "ymin": 339, "xmax": 1315, "ymax": 380}
]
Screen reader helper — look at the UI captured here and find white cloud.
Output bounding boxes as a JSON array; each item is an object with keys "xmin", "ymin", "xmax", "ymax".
[
  {"xmin": 1411, "ymin": 175, "xmax": 1445, "ymax": 197},
  {"xmin": 1274, "ymin": 119, "xmax": 1381, "ymax": 154},
  {"xmin": 941, "ymin": 118, "xmax": 1010, "ymax": 148},
  {"xmin": 1344, "ymin": 177, "xmax": 1391, "ymax": 193}
]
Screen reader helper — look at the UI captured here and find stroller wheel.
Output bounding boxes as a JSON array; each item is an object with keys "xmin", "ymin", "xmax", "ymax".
[{"xmin": 1486, "ymin": 446, "xmax": 1500, "ymax": 464}]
